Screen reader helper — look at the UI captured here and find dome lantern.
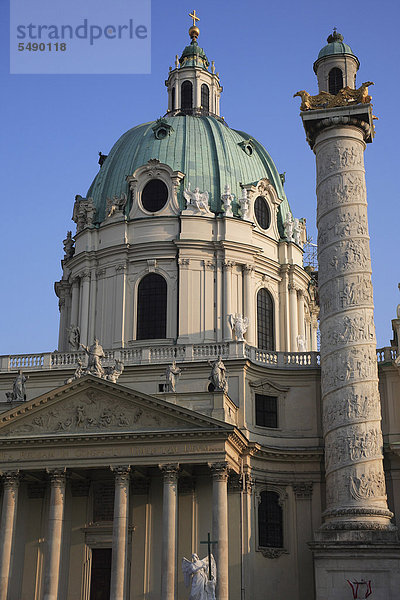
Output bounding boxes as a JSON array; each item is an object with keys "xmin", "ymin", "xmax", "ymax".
[
  {"xmin": 313, "ymin": 29, "xmax": 360, "ymax": 94},
  {"xmin": 164, "ymin": 10, "xmax": 223, "ymax": 117}
]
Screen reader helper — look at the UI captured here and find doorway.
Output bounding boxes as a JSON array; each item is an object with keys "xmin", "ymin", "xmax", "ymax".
[{"xmin": 89, "ymin": 548, "xmax": 112, "ymax": 600}]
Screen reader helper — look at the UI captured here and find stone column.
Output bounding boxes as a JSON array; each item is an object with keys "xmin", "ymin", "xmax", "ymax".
[
  {"xmin": 293, "ymin": 483, "xmax": 314, "ymax": 600},
  {"xmin": 43, "ymin": 468, "xmax": 66, "ymax": 600},
  {"xmin": 280, "ymin": 265, "xmax": 291, "ymax": 351},
  {"xmin": 113, "ymin": 263, "xmax": 127, "ymax": 348},
  {"xmin": 70, "ymin": 277, "xmax": 80, "ymax": 331},
  {"xmin": 223, "ymin": 261, "xmax": 234, "ymax": 341},
  {"xmin": 288, "ymin": 282, "xmax": 298, "ymax": 351},
  {"xmin": 0, "ymin": 471, "xmax": 20, "ymax": 600},
  {"xmin": 243, "ymin": 265, "xmax": 255, "ymax": 346},
  {"xmin": 160, "ymin": 464, "xmax": 179, "ymax": 600},
  {"xmin": 305, "ymin": 110, "xmax": 393, "ymax": 533},
  {"xmin": 88, "ymin": 267, "xmax": 98, "ymax": 345},
  {"xmin": 297, "ymin": 289, "xmax": 305, "ymax": 345},
  {"xmin": 311, "ymin": 312, "xmax": 319, "ymax": 352},
  {"xmin": 110, "ymin": 466, "xmax": 131, "ymax": 600},
  {"xmin": 210, "ymin": 462, "xmax": 229, "ymax": 600},
  {"xmin": 79, "ymin": 271, "xmax": 91, "ymax": 346}
]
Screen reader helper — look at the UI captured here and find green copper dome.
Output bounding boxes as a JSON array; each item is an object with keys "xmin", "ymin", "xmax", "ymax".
[
  {"xmin": 87, "ymin": 115, "xmax": 291, "ymax": 236},
  {"xmin": 317, "ymin": 30, "xmax": 356, "ymax": 60},
  {"xmin": 179, "ymin": 40, "xmax": 210, "ymax": 69}
]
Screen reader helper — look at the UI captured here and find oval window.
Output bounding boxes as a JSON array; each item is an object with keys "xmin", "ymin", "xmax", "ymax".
[
  {"xmin": 141, "ymin": 179, "xmax": 168, "ymax": 212},
  {"xmin": 254, "ymin": 196, "xmax": 270, "ymax": 230}
]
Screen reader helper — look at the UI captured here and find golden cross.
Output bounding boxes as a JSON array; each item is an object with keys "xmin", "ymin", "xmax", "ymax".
[{"xmin": 189, "ymin": 9, "xmax": 200, "ymax": 27}]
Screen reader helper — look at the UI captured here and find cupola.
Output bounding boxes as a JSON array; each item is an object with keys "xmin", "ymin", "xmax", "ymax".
[
  {"xmin": 313, "ymin": 29, "xmax": 360, "ymax": 94},
  {"xmin": 165, "ymin": 10, "xmax": 223, "ymax": 117}
]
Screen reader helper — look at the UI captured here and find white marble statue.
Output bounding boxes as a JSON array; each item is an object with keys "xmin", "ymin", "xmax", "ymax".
[
  {"xmin": 6, "ymin": 370, "xmax": 28, "ymax": 402},
  {"xmin": 297, "ymin": 335, "xmax": 307, "ymax": 352},
  {"xmin": 182, "ymin": 553, "xmax": 216, "ymax": 600},
  {"xmin": 106, "ymin": 193, "xmax": 127, "ymax": 218},
  {"xmin": 80, "ymin": 338, "xmax": 105, "ymax": 378},
  {"xmin": 284, "ymin": 212, "xmax": 294, "ymax": 241},
  {"xmin": 293, "ymin": 218, "xmax": 302, "ymax": 246},
  {"xmin": 208, "ymin": 356, "xmax": 228, "ymax": 393},
  {"xmin": 238, "ymin": 188, "xmax": 250, "ymax": 220},
  {"xmin": 165, "ymin": 361, "xmax": 181, "ymax": 392},
  {"xmin": 104, "ymin": 359, "xmax": 124, "ymax": 383},
  {"xmin": 67, "ymin": 325, "xmax": 80, "ymax": 351},
  {"xmin": 184, "ymin": 183, "xmax": 210, "ymax": 212},
  {"xmin": 228, "ymin": 313, "xmax": 249, "ymax": 341},
  {"xmin": 221, "ymin": 184, "xmax": 233, "ymax": 217}
]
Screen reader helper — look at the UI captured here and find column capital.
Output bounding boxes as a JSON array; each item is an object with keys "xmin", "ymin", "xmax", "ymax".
[
  {"xmin": 79, "ymin": 270, "xmax": 91, "ymax": 282},
  {"xmin": 209, "ymin": 461, "xmax": 229, "ymax": 481},
  {"xmin": 46, "ymin": 468, "xmax": 66, "ymax": 487},
  {"xmin": 111, "ymin": 465, "xmax": 131, "ymax": 485},
  {"xmin": 1, "ymin": 471, "xmax": 20, "ymax": 490},
  {"xmin": 223, "ymin": 260, "xmax": 235, "ymax": 271},
  {"xmin": 293, "ymin": 482, "xmax": 313, "ymax": 499},
  {"xmin": 243, "ymin": 264, "xmax": 254, "ymax": 274},
  {"xmin": 159, "ymin": 463, "xmax": 180, "ymax": 482}
]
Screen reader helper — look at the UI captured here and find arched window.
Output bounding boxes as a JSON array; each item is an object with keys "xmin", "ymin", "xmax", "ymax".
[
  {"xmin": 137, "ymin": 273, "xmax": 167, "ymax": 340},
  {"xmin": 258, "ymin": 490, "xmax": 283, "ymax": 548},
  {"xmin": 171, "ymin": 86, "xmax": 175, "ymax": 110},
  {"xmin": 257, "ymin": 289, "xmax": 274, "ymax": 350},
  {"xmin": 181, "ymin": 81, "xmax": 193, "ymax": 110},
  {"xmin": 201, "ymin": 84, "xmax": 209, "ymax": 111},
  {"xmin": 328, "ymin": 67, "xmax": 343, "ymax": 95}
]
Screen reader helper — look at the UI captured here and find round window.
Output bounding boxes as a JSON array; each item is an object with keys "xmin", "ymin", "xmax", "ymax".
[
  {"xmin": 141, "ymin": 179, "xmax": 168, "ymax": 212},
  {"xmin": 254, "ymin": 196, "xmax": 271, "ymax": 230},
  {"xmin": 156, "ymin": 128, "xmax": 167, "ymax": 140}
]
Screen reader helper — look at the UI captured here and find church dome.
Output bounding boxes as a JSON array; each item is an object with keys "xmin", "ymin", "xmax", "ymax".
[
  {"xmin": 179, "ymin": 40, "xmax": 210, "ymax": 69},
  {"xmin": 317, "ymin": 30, "xmax": 356, "ymax": 60},
  {"xmin": 87, "ymin": 114, "xmax": 291, "ymax": 234}
]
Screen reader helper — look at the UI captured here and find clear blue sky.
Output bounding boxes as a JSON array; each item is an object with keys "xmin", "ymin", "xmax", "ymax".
[{"xmin": 1, "ymin": 0, "xmax": 399, "ymax": 355}]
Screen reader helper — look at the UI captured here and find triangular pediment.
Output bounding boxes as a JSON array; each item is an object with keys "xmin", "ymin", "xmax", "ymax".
[
  {"xmin": 0, "ymin": 376, "xmax": 232, "ymax": 438},
  {"xmin": 249, "ymin": 378, "xmax": 289, "ymax": 394}
]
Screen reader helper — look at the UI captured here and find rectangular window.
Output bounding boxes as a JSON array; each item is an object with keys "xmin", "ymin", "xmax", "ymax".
[
  {"xmin": 93, "ymin": 481, "xmax": 114, "ymax": 522},
  {"xmin": 255, "ymin": 394, "xmax": 278, "ymax": 428}
]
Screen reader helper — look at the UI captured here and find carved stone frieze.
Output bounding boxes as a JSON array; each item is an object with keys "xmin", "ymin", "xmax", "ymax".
[
  {"xmin": 322, "ymin": 383, "xmax": 380, "ymax": 431},
  {"xmin": 259, "ymin": 547, "xmax": 287, "ymax": 559},
  {"xmin": 325, "ymin": 424, "xmax": 383, "ymax": 473},
  {"xmin": 0, "ymin": 391, "xmax": 187, "ymax": 437},
  {"xmin": 321, "ymin": 346, "xmax": 378, "ymax": 395},
  {"xmin": 350, "ymin": 466, "xmax": 387, "ymax": 501},
  {"xmin": 316, "ymin": 141, "xmax": 364, "ymax": 180},
  {"xmin": 321, "ymin": 311, "xmax": 375, "ymax": 348},
  {"xmin": 317, "ymin": 208, "xmax": 368, "ymax": 246},
  {"xmin": 319, "ymin": 274, "xmax": 373, "ymax": 319},
  {"xmin": 316, "ymin": 172, "xmax": 366, "ymax": 217},
  {"xmin": 318, "ymin": 238, "xmax": 370, "ymax": 286}
]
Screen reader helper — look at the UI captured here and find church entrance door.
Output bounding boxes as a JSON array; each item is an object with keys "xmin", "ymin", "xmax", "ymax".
[{"xmin": 89, "ymin": 548, "xmax": 112, "ymax": 600}]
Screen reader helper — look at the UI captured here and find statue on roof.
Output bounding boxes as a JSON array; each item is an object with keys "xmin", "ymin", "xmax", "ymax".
[
  {"xmin": 6, "ymin": 370, "xmax": 28, "ymax": 402},
  {"xmin": 184, "ymin": 183, "xmax": 211, "ymax": 214}
]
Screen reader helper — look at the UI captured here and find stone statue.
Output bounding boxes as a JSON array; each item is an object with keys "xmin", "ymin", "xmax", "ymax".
[
  {"xmin": 80, "ymin": 338, "xmax": 105, "ymax": 378},
  {"xmin": 297, "ymin": 335, "xmax": 307, "ymax": 352},
  {"xmin": 67, "ymin": 324, "xmax": 80, "ymax": 351},
  {"xmin": 293, "ymin": 218, "xmax": 302, "ymax": 246},
  {"xmin": 293, "ymin": 82, "xmax": 374, "ymax": 111},
  {"xmin": 284, "ymin": 212, "xmax": 294, "ymax": 241},
  {"xmin": 63, "ymin": 231, "xmax": 75, "ymax": 260},
  {"xmin": 6, "ymin": 370, "xmax": 28, "ymax": 402},
  {"xmin": 104, "ymin": 359, "xmax": 124, "ymax": 383},
  {"xmin": 182, "ymin": 553, "xmax": 216, "ymax": 600},
  {"xmin": 221, "ymin": 184, "xmax": 233, "ymax": 217},
  {"xmin": 165, "ymin": 361, "xmax": 181, "ymax": 392},
  {"xmin": 105, "ymin": 193, "xmax": 127, "ymax": 218},
  {"xmin": 228, "ymin": 313, "xmax": 249, "ymax": 342},
  {"xmin": 238, "ymin": 189, "xmax": 250, "ymax": 220},
  {"xmin": 72, "ymin": 195, "xmax": 96, "ymax": 232},
  {"xmin": 208, "ymin": 356, "xmax": 228, "ymax": 393},
  {"xmin": 65, "ymin": 359, "xmax": 84, "ymax": 384},
  {"xmin": 184, "ymin": 183, "xmax": 210, "ymax": 213}
]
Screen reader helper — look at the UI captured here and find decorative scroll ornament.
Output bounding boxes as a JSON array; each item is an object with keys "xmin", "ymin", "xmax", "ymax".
[
  {"xmin": 293, "ymin": 82, "xmax": 374, "ymax": 111},
  {"xmin": 72, "ymin": 195, "xmax": 96, "ymax": 232},
  {"xmin": 221, "ymin": 184, "xmax": 233, "ymax": 217}
]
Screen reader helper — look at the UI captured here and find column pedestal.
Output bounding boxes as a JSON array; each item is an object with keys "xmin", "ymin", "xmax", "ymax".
[
  {"xmin": 0, "ymin": 471, "xmax": 20, "ymax": 600},
  {"xmin": 110, "ymin": 466, "xmax": 131, "ymax": 600},
  {"xmin": 43, "ymin": 468, "xmax": 66, "ymax": 600}
]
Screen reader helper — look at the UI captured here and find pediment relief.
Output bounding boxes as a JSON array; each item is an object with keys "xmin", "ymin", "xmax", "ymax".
[
  {"xmin": 249, "ymin": 378, "xmax": 289, "ymax": 395},
  {"xmin": 0, "ymin": 378, "xmax": 227, "ymax": 438}
]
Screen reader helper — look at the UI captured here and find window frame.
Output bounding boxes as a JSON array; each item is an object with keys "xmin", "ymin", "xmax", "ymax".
[
  {"xmin": 255, "ymin": 484, "xmax": 289, "ymax": 559},
  {"xmin": 256, "ymin": 287, "xmax": 275, "ymax": 351},
  {"xmin": 255, "ymin": 393, "xmax": 278, "ymax": 429},
  {"xmin": 136, "ymin": 272, "xmax": 168, "ymax": 341}
]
